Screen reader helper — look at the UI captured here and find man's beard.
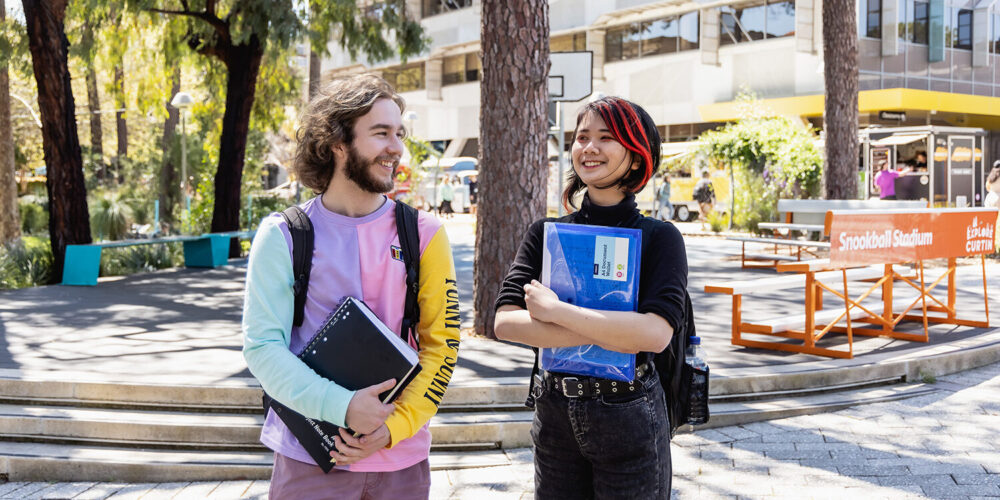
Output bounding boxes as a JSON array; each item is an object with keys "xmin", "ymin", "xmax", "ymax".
[{"xmin": 344, "ymin": 145, "xmax": 395, "ymax": 194}]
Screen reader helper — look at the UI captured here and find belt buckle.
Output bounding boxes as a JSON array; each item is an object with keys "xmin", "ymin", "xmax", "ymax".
[{"xmin": 561, "ymin": 377, "xmax": 583, "ymax": 397}]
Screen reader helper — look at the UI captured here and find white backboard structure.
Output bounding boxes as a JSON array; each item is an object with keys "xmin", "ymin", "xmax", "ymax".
[{"xmin": 549, "ymin": 51, "xmax": 593, "ymax": 102}]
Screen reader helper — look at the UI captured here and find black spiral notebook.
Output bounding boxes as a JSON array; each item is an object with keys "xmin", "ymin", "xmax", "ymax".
[{"xmin": 265, "ymin": 296, "xmax": 421, "ymax": 473}]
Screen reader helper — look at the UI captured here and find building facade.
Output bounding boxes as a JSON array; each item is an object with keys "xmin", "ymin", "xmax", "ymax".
[{"xmin": 318, "ymin": 0, "xmax": 1000, "ymax": 163}]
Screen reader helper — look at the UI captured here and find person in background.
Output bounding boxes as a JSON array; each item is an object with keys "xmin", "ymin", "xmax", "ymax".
[
  {"xmin": 874, "ymin": 161, "xmax": 911, "ymax": 200},
  {"xmin": 439, "ymin": 176, "xmax": 455, "ymax": 219},
  {"xmin": 656, "ymin": 173, "xmax": 673, "ymax": 221},
  {"xmin": 468, "ymin": 174, "xmax": 479, "ymax": 215},
  {"xmin": 692, "ymin": 170, "xmax": 715, "ymax": 229},
  {"xmin": 913, "ymin": 151, "xmax": 928, "ymax": 171},
  {"xmin": 985, "ymin": 162, "xmax": 1000, "ymax": 209}
]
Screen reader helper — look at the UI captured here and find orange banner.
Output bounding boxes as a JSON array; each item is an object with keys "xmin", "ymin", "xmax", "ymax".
[{"xmin": 828, "ymin": 209, "xmax": 997, "ymax": 266}]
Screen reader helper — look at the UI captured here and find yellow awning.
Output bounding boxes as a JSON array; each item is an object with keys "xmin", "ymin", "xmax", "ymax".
[{"xmin": 699, "ymin": 88, "xmax": 1000, "ymax": 124}]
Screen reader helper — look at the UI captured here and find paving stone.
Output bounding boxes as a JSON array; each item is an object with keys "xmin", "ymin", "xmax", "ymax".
[
  {"xmin": 171, "ymin": 483, "xmax": 221, "ymax": 498},
  {"xmin": 102, "ymin": 483, "xmax": 157, "ymax": 500},
  {"xmin": 760, "ymin": 431, "xmax": 827, "ymax": 443},
  {"xmin": 763, "ymin": 449, "xmax": 833, "ymax": 460},
  {"xmin": 878, "ymin": 474, "xmax": 955, "ymax": 487},
  {"xmin": 909, "ymin": 463, "xmax": 988, "ymax": 475},
  {"xmin": 699, "ymin": 450, "xmax": 735, "ymax": 460},
  {"xmin": 72, "ymin": 483, "xmax": 130, "ymax": 500},
  {"xmin": 241, "ymin": 480, "xmax": 270, "ymax": 500},
  {"xmin": 134, "ymin": 482, "xmax": 189, "ymax": 500},
  {"xmin": 732, "ymin": 441, "xmax": 795, "ymax": 452},
  {"xmin": 794, "ymin": 442, "xmax": 862, "ymax": 452},
  {"xmin": 2, "ymin": 483, "xmax": 52, "ymax": 499},
  {"xmin": 716, "ymin": 427, "xmax": 760, "ymax": 441},
  {"xmin": 0, "ymin": 483, "xmax": 31, "ymax": 497},
  {"xmin": 952, "ymin": 473, "xmax": 1000, "ymax": 485},
  {"xmin": 36, "ymin": 482, "xmax": 97, "ymax": 500},
  {"xmin": 921, "ymin": 484, "xmax": 1000, "ymax": 497},
  {"xmin": 738, "ymin": 421, "xmax": 788, "ymax": 435},
  {"xmin": 838, "ymin": 465, "xmax": 911, "ymax": 477},
  {"xmin": 205, "ymin": 481, "xmax": 253, "ymax": 498},
  {"xmin": 693, "ymin": 429, "xmax": 737, "ymax": 443}
]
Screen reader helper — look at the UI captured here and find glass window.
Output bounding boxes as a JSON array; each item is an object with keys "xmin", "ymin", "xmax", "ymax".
[
  {"xmin": 945, "ymin": 7, "xmax": 956, "ymax": 47},
  {"xmin": 720, "ymin": 8, "xmax": 742, "ymax": 45},
  {"xmin": 551, "ymin": 33, "xmax": 586, "ymax": 52},
  {"xmin": 642, "ymin": 18, "xmax": 679, "ymax": 55},
  {"xmin": 765, "ymin": 1, "xmax": 795, "ymax": 38},
  {"xmin": 605, "ymin": 24, "xmax": 641, "ymax": 61},
  {"xmin": 464, "ymin": 53, "xmax": 480, "ymax": 82},
  {"xmin": 738, "ymin": 3, "xmax": 767, "ymax": 41},
  {"xmin": 679, "ymin": 12, "xmax": 700, "ymax": 51},
  {"xmin": 864, "ymin": 0, "xmax": 882, "ymax": 38},
  {"xmin": 910, "ymin": 0, "xmax": 928, "ymax": 44},
  {"xmin": 422, "ymin": 0, "xmax": 472, "ymax": 17},
  {"xmin": 993, "ymin": 15, "xmax": 1000, "ymax": 53},
  {"xmin": 383, "ymin": 63, "xmax": 424, "ymax": 92},
  {"xmin": 956, "ymin": 9, "xmax": 972, "ymax": 50},
  {"xmin": 442, "ymin": 55, "xmax": 465, "ymax": 86}
]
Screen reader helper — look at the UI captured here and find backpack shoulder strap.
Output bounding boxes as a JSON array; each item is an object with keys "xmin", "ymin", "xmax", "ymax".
[
  {"xmin": 395, "ymin": 201, "xmax": 421, "ymax": 346},
  {"xmin": 280, "ymin": 206, "xmax": 314, "ymax": 328}
]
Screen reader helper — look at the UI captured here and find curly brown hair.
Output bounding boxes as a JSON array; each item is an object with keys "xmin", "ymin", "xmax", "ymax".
[{"xmin": 293, "ymin": 74, "xmax": 406, "ymax": 193}]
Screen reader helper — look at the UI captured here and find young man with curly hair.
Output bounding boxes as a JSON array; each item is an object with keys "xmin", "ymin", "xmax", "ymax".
[{"xmin": 242, "ymin": 75, "xmax": 460, "ymax": 499}]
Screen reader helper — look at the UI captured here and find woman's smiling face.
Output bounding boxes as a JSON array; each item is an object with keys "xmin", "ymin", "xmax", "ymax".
[{"xmin": 571, "ymin": 111, "xmax": 634, "ymax": 190}]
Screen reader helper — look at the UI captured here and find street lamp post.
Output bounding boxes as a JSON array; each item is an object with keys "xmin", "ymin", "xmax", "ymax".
[{"xmin": 170, "ymin": 91, "xmax": 194, "ymax": 221}]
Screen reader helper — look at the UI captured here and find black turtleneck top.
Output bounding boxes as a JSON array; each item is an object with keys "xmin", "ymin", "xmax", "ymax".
[{"xmin": 495, "ymin": 193, "xmax": 688, "ymax": 336}]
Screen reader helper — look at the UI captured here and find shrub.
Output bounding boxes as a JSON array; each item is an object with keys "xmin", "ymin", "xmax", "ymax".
[
  {"xmin": 91, "ymin": 194, "xmax": 132, "ymax": 241},
  {"xmin": 19, "ymin": 200, "xmax": 47, "ymax": 235},
  {"xmin": 707, "ymin": 210, "xmax": 729, "ymax": 233},
  {"xmin": 100, "ymin": 243, "xmax": 184, "ymax": 277},
  {"xmin": 0, "ymin": 237, "xmax": 53, "ymax": 289}
]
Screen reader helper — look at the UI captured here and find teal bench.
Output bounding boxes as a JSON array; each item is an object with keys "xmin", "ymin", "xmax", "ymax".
[{"xmin": 61, "ymin": 231, "xmax": 256, "ymax": 286}]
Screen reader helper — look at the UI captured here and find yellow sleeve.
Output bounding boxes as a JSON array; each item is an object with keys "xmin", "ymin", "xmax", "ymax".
[{"xmin": 383, "ymin": 226, "xmax": 461, "ymax": 447}]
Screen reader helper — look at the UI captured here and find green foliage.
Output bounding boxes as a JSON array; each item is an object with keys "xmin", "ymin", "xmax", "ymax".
[
  {"xmin": 697, "ymin": 91, "xmax": 823, "ymax": 233},
  {"xmin": 91, "ymin": 193, "xmax": 132, "ymax": 241},
  {"xmin": 707, "ymin": 211, "xmax": 729, "ymax": 233},
  {"xmin": 99, "ymin": 242, "xmax": 183, "ymax": 277},
  {"xmin": 18, "ymin": 200, "xmax": 48, "ymax": 235},
  {"xmin": 0, "ymin": 236, "xmax": 53, "ymax": 289},
  {"xmin": 243, "ymin": 193, "xmax": 287, "ymax": 230}
]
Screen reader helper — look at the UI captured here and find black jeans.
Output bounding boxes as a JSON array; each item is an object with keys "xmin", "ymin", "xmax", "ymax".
[{"xmin": 531, "ymin": 368, "xmax": 672, "ymax": 499}]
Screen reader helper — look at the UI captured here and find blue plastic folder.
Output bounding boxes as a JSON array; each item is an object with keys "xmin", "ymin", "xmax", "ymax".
[{"xmin": 540, "ymin": 222, "xmax": 642, "ymax": 381}]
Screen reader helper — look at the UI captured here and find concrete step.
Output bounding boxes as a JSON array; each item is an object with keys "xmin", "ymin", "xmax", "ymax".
[
  {"xmin": 681, "ymin": 382, "xmax": 940, "ymax": 432},
  {"xmin": 0, "ymin": 442, "xmax": 515, "ymax": 482},
  {"xmin": 0, "ymin": 377, "xmax": 530, "ymax": 412},
  {"xmin": 0, "ymin": 403, "xmax": 530, "ymax": 451}
]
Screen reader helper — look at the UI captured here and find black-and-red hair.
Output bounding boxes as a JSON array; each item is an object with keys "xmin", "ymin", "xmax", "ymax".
[{"xmin": 562, "ymin": 96, "xmax": 661, "ymax": 210}]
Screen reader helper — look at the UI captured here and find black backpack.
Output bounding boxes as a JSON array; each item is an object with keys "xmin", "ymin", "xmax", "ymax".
[
  {"xmin": 262, "ymin": 201, "xmax": 422, "ymax": 411},
  {"xmin": 693, "ymin": 181, "xmax": 715, "ymax": 203}
]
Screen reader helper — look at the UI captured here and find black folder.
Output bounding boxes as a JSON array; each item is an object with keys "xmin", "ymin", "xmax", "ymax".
[{"xmin": 266, "ymin": 296, "xmax": 422, "ymax": 473}]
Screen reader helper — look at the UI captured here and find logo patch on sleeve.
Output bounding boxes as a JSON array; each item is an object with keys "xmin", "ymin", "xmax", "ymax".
[{"xmin": 390, "ymin": 245, "xmax": 404, "ymax": 261}]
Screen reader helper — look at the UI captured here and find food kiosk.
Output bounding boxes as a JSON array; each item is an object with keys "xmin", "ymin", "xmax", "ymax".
[{"xmin": 861, "ymin": 126, "xmax": 987, "ymax": 207}]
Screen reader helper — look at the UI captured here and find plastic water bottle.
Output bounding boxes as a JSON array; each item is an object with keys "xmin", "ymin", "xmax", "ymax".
[{"xmin": 686, "ymin": 336, "xmax": 710, "ymax": 425}]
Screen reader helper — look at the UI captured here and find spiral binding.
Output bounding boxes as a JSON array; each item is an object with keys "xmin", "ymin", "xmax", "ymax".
[{"xmin": 298, "ymin": 296, "xmax": 352, "ymax": 360}]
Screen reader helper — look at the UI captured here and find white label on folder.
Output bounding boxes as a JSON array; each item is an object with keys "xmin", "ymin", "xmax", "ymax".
[{"xmin": 593, "ymin": 236, "xmax": 629, "ymax": 281}]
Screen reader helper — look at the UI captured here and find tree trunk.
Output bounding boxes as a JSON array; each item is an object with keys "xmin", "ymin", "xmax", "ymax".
[
  {"xmin": 823, "ymin": 0, "xmax": 859, "ymax": 199},
  {"xmin": 0, "ymin": 0, "xmax": 20, "ymax": 244},
  {"xmin": 82, "ymin": 21, "xmax": 104, "ymax": 180},
  {"xmin": 158, "ymin": 68, "xmax": 181, "ymax": 226},
  {"xmin": 309, "ymin": 49, "xmax": 321, "ymax": 102},
  {"xmin": 475, "ymin": 0, "xmax": 550, "ymax": 338},
  {"xmin": 23, "ymin": 0, "xmax": 92, "ymax": 282},
  {"xmin": 85, "ymin": 62, "xmax": 104, "ymax": 178},
  {"xmin": 211, "ymin": 36, "xmax": 264, "ymax": 257},
  {"xmin": 114, "ymin": 64, "xmax": 127, "ymax": 183}
]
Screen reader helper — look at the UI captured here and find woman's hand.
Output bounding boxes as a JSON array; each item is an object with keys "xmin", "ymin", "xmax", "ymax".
[{"xmin": 524, "ymin": 279, "xmax": 565, "ymax": 324}]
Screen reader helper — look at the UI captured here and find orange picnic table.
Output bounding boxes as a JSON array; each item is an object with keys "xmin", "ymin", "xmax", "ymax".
[{"xmin": 706, "ymin": 207, "xmax": 997, "ymax": 359}]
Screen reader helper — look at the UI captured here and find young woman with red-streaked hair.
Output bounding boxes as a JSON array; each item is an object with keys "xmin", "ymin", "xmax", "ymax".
[{"xmin": 493, "ymin": 96, "xmax": 689, "ymax": 499}]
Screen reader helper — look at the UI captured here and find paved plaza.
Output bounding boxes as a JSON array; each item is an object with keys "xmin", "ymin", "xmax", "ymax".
[
  {"xmin": 0, "ymin": 359, "xmax": 996, "ymax": 499},
  {"xmin": 0, "ymin": 215, "xmax": 997, "ymax": 498}
]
